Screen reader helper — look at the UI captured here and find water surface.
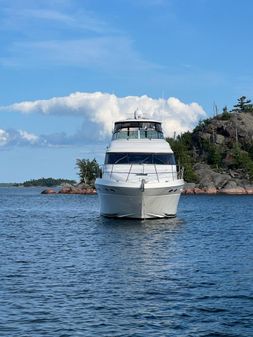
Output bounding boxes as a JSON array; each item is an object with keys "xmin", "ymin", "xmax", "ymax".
[{"xmin": 1, "ymin": 188, "xmax": 252, "ymax": 336}]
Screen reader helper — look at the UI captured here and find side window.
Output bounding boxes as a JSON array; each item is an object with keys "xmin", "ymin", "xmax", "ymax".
[
  {"xmin": 153, "ymin": 154, "xmax": 176, "ymax": 165},
  {"xmin": 105, "ymin": 153, "xmax": 128, "ymax": 164}
]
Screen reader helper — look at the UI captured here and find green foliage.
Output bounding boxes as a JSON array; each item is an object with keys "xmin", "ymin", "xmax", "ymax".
[
  {"xmin": 209, "ymin": 145, "xmax": 222, "ymax": 168},
  {"xmin": 219, "ymin": 106, "xmax": 232, "ymax": 120},
  {"xmin": 202, "ymin": 141, "xmax": 223, "ymax": 168},
  {"xmin": 232, "ymin": 96, "xmax": 253, "ymax": 113},
  {"xmin": 169, "ymin": 96, "xmax": 253, "ymax": 182},
  {"xmin": 193, "ymin": 118, "xmax": 211, "ymax": 132},
  {"xmin": 23, "ymin": 178, "xmax": 76, "ymax": 187},
  {"xmin": 232, "ymin": 144, "xmax": 253, "ymax": 180},
  {"xmin": 168, "ymin": 135, "xmax": 198, "ymax": 183},
  {"xmin": 248, "ymin": 144, "xmax": 253, "ymax": 161},
  {"xmin": 244, "ymin": 105, "xmax": 253, "ymax": 113},
  {"xmin": 179, "ymin": 131, "xmax": 192, "ymax": 149},
  {"xmin": 240, "ymin": 142, "xmax": 253, "ymax": 160},
  {"xmin": 76, "ymin": 158, "xmax": 100, "ymax": 186}
]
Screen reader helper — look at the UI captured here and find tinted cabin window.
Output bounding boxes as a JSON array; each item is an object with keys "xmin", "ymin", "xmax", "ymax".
[
  {"xmin": 128, "ymin": 153, "xmax": 153, "ymax": 164},
  {"xmin": 114, "ymin": 122, "xmax": 141, "ymax": 132},
  {"xmin": 105, "ymin": 153, "xmax": 176, "ymax": 165},
  {"xmin": 114, "ymin": 121, "xmax": 162, "ymax": 131},
  {"xmin": 153, "ymin": 154, "xmax": 175, "ymax": 164},
  {"xmin": 105, "ymin": 153, "xmax": 129, "ymax": 164}
]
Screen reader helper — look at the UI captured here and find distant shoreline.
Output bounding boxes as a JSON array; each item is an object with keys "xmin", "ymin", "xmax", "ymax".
[{"xmin": 0, "ymin": 178, "xmax": 77, "ymax": 188}]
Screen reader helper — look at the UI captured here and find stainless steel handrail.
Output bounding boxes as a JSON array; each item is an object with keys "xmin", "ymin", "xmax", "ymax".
[
  {"xmin": 154, "ymin": 163, "xmax": 159, "ymax": 182},
  {"xmin": 126, "ymin": 164, "xmax": 133, "ymax": 182},
  {"xmin": 102, "ymin": 164, "xmax": 184, "ymax": 180},
  {"xmin": 103, "ymin": 171, "xmax": 175, "ymax": 174},
  {"xmin": 110, "ymin": 164, "xmax": 114, "ymax": 179}
]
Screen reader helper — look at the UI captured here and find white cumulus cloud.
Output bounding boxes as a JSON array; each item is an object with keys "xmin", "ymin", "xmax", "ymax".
[
  {"xmin": 0, "ymin": 129, "xmax": 41, "ymax": 147},
  {"xmin": 18, "ymin": 130, "xmax": 39, "ymax": 144},
  {"xmin": 0, "ymin": 129, "xmax": 9, "ymax": 146},
  {"xmin": 2, "ymin": 92, "xmax": 206, "ymax": 140}
]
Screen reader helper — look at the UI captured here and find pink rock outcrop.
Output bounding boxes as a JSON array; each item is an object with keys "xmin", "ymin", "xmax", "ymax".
[
  {"xmin": 58, "ymin": 186, "xmax": 96, "ymax": 194},
  {"xmin": 183, "ymin": 188, "xmax": 195, "ymax": 195},
  {"xmin": 220, "ymin": 187, "xmax": 246, "ymax": 195},
  {"xmin": 182, "ymin": 186, "xmax": 253, "ymax": 195},
  {"xmin": 245, "ymin": 187, "xmax": 253, "ymax": 194},
  {"xmin": 41, "ymin": 186, "xmax": 96, "ymax": 195},
  {"xmin": 182, "ymin": 187, "xmax": 217, "ymax": 194},
  {"xmin": 204, "ymin": 187, "xmax": 217, "ymax": 194},
  {"xmin": 41, "ymin": 189, "xmax": 57, "ymax": 194}
]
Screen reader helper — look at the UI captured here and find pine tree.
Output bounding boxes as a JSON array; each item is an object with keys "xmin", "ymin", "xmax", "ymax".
[
  {"xmin": 232, "ymin": 96, "xmax": 252, "ymax": 112},
  {"xmin": 220, "ymin": 106, "xmax": 231, "ymax": 120}
]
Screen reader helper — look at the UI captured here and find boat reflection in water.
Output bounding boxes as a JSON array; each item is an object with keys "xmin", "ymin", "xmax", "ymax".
[{"xmin": 95, "ymin": 112, "xmax": 184, "ymax": 219}]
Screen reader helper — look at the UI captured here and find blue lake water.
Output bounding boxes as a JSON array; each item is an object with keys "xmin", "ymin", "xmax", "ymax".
[{"xmin": 0, "ymin": 188, "xmax": 253, "ymax": 337}]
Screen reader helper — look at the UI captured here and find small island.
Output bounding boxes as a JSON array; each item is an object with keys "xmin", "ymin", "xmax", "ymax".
[
  {"xmin": 40, "ymin": 159, "xmax": 99, "ymax": 195},
  {"xmin": 21, "ymin": 178, "xmax": 77, "ymax": 187},
  {"xmin": 0, "ymin": 178, "xmax": 76, "ymax": 188},
  {"xmin": 168, "ymin": 96, "xmax": 253, "ymax": 194}
]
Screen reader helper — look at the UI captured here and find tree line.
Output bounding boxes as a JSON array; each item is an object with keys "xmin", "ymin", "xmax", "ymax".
[{"xmin": 22, "ymin": 178, "xmax": 76, "ymax": 187}]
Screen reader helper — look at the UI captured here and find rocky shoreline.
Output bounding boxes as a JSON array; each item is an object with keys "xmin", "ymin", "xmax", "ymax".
[
  {"xmin": 183, "ymin": 183, "xmax": 253, "ymax": 195},
  {"xmin": 183, "ymin": 163, "xmax": 253, "ymax": 195},
  {"xmin": 41, "ymin": 184, "xmax": 96, "ymax": 195},
  {"xmin": 41, "ymin": 181, "xmax": 253, "ymax": 196}
]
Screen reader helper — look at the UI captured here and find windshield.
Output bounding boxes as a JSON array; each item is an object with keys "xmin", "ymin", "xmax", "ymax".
[
  {"xmin": 112, "ymin": 121, "xmax": 164, "ymax": 140},
  {"xmin": 105, "ymin": 153, "xmax": 176, "ymax": 165},
  {"xmin": 114, "ymin": 121, "xmax": 162, "ymax": 133}
]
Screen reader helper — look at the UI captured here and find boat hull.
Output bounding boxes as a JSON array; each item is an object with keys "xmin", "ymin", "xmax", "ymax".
[{"xmin": 95, "ymin": 179, "xmax": 184, "ymax": 219}]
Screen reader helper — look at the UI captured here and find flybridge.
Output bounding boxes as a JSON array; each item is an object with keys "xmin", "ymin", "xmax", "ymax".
[{"xmin": 112, "ymin": 120, "xmax": 164, "ymax": 140}]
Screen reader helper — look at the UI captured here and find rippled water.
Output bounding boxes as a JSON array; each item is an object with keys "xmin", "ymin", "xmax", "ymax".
[{"xmin": 1, "ymin": 188, "xmax": 253, "ymax": 337}]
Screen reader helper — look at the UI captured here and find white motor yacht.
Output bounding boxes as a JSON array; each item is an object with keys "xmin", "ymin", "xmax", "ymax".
[{"xmin": 95, "ymin": 113, "xmax": 184, "ymax": 219}]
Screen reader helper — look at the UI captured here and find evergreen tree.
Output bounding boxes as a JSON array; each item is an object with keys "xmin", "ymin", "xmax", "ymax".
[
  {"xmin": 23, "ymin": 178, "xmax": 76, "ymax": 187},
  {"xmin": 207, "ymin": 143, "xmax": 222, "ymax": 168},
  {"xmin": 223, "ymin": 106, "xmax": 229, "ymax": 113},
  {"xmin": 167, "ymin": 134, "xmax": 197, "ymax": 182},
  {"xmin": 232, "ymin": 144, "xmax": 253, "ymax": 180},
  {"xmin": 220, "ymin": 106, "xmax": 231, "ymax": 120},
  {"xmin": 232, "ymin": 96, "xmax": 252, "ymax": 112}
]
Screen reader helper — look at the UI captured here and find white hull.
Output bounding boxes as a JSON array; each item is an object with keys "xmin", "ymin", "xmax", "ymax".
[{"xmin": 96, "ymin": 179, "xmax": 184, "ymax": 219}]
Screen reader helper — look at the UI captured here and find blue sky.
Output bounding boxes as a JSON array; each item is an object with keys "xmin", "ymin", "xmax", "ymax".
[{"xmin": 1, "ymin": 0, "xmax": 253, "ymax": 182}]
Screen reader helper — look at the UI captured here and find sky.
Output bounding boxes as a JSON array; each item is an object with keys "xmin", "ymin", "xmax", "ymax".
[{"xmin": 1, "ymin": 0, "xmax": 253, "ymax": 182}]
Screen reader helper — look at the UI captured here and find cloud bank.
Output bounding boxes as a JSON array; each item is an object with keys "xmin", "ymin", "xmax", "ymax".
[
  {"xmin": 0, "ymin": 128, "xmax": 41, "ymax": 147},
  {"xmin": 0, "ymin": 92, "xmax": 206, "ymax": 148}
]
